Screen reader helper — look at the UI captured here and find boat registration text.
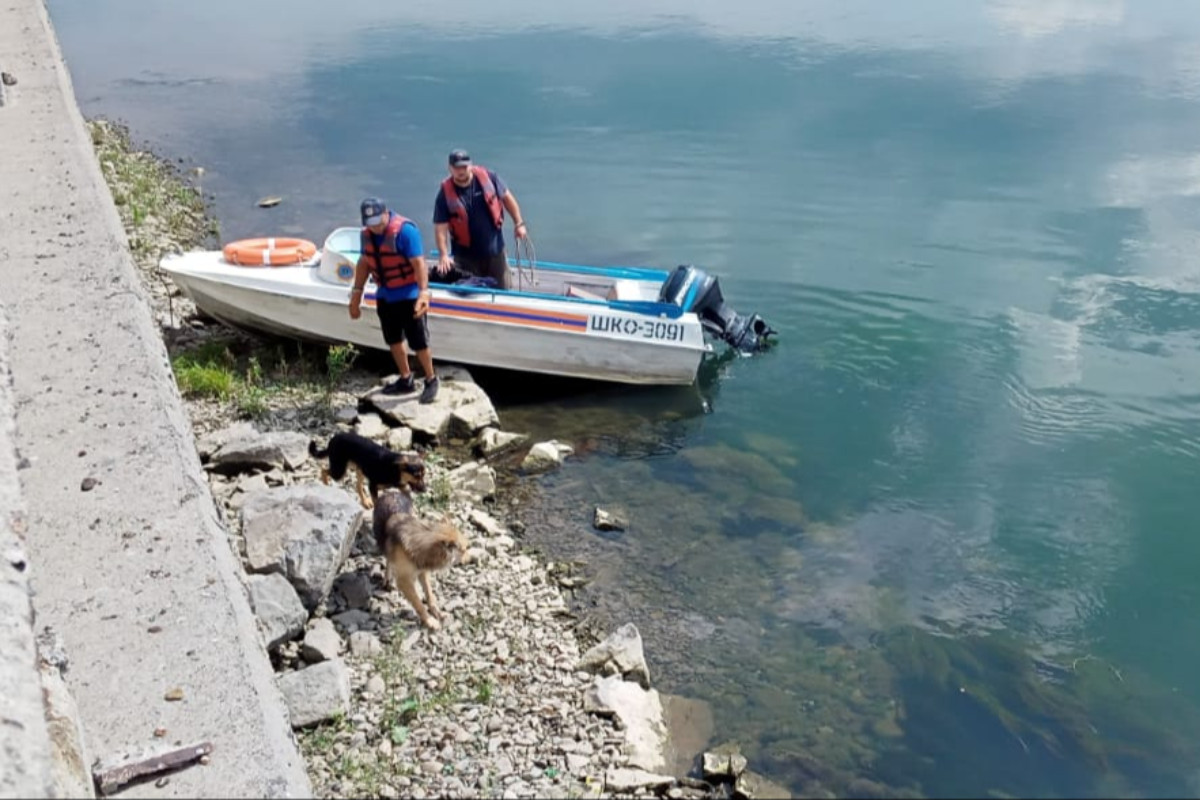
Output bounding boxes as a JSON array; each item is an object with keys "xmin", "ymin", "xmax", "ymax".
[{"xmin": 589, "ymin": 315, "xmax": 685, "ymax": 342}]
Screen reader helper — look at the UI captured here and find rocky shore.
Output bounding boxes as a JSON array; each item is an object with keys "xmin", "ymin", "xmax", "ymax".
[{"xmin": 85, "ymin": 119, "xmax": 791, "ymax": 799}]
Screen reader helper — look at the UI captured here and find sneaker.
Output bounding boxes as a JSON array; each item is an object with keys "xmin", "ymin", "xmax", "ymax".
[
  {"xmin": 418, "ymin": 376, "xmax": 440, "ymax": 404},
  {"xmin": 381, "ymin": 374, "xmax": 416, "ymax": 395}
]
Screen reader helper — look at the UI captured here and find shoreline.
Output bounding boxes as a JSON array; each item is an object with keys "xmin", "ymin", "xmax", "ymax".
[{"xmin": 85, "ymin": 118, "xmax": 786, "ymax": 799}]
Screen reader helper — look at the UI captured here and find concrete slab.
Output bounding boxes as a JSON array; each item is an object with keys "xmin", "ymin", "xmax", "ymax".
[
  {"xmin": 0, "ymin": 307, "xmax": 54, "ymax": 799},
  {"xmin": 0, "ymin": 0, "xmax": 312, "ymax": 797}
]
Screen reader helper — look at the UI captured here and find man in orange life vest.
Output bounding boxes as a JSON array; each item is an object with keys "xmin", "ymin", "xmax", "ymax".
[
  {"xmin": 433, "ymin": 149, "xmax": 527, "ymax": 290},
  {"xmin": 348, "ymin": 198, "xmax": 439, "ymax": 403}
]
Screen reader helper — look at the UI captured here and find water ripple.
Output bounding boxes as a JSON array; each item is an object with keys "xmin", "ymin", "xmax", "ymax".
[{"xmin": 1002, "ymin": 375, "xmax": 1116, "ymax": 446}]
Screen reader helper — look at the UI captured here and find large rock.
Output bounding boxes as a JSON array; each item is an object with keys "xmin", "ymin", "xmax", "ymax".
[
  {"xmin": 355, "ymin": 413, "xmax": 389, "ymax": 440},
  {"xmin": 278, "ymin": 660, "xmax": 351, "ymax": 728},
  {"xmin": 703, "ymin": 749, "xmax": 748, "ymax": 781},
  {"xmin": 476, "ymin": 427, "xmax": 529, "ymax": 458},
  {"xmin": 385, "ymin": 426, "xmax": 413, "ymax": 451},
  {"xmin": 604, "ymin": 768, "xmax": 675, "ymax": 793},
  {"xmin": 578, "ymin": 623, "xmax": 651, "ymax": 688},
  {"xmin": 208, "ymin": 429, "xmax": 311, "ymax": 474},
  {"xmin": 195, "ymin": 421, "xmax": 257, "ymax": 461},
  {"xmin": 367, "ymin": 366, "xmax": 498, "ymax": 440},
  {"xmin": 521, "ymin": 440, "xmax": 574, "ymax": 474},
  {"xmin": 241, "ymin": 486, "xmax": 363, "ymax": 610},
  {"xmin": 447, "ymin": 461, "xmax": 496, "ymax": 502},
  {"xmin": 246, "ymin": 573, "xmax": 308, "ymax": 651},
  {"xmin": 447, "ymin": 396, "xmax": 500, "ymax": 440},
  {"xmin": 333, "ymin": 571, "xmax": 373, "ymax": 610},
  {"xmin": 300, "ymin": 618, "xmax": 342, "ymax": 663},
  {"xmin": 585, "ymin": 675, "xmax": 668, "ymax": 773},
  {"xmin": 736, "ymin": 770, "xmax": 793, "ymax": 799}
]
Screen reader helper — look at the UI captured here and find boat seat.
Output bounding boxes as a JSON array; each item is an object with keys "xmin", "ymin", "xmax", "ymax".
[
  {"xmin": 565, "ymin": 283, "xmax": 606, "ymax": 301},
  {"xmin": 606, "ymin": 279, "xmax": 644, "ymax": 301}
]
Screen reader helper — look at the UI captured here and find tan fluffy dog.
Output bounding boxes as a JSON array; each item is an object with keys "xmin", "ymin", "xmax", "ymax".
[{"xmin": 372, "ymin": 489, "xmax": 468, "ymax": 630}]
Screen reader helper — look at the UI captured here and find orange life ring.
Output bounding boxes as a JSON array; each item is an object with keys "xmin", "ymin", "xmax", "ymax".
[{"xmin": 222, "ymin": 237, "xmax": 318, "ymax": 266}]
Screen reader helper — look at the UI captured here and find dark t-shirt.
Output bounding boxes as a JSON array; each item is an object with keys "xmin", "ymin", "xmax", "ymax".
[{"xmin": 433, "ymin": 169, "xmax": 509, "ymax": 258}]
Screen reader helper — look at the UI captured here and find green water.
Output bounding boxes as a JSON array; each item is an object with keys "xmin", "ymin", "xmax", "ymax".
[{"xmin": 50, "ymin": 0, "xmax": 1200, "ymax": 795}]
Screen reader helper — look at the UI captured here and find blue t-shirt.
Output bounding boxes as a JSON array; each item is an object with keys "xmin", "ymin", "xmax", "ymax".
[
  {"xmin": 369, "ymin": 217, "xmax": 423, "ymax": 302},
  {"xmin": 433, "ymin": 169, "xmax": 509, "ymax": 258}
]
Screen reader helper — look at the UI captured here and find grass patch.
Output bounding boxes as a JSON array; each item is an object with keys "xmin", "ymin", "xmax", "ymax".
[
  {"xmin": 325, "ymin": 343, "xmax": 359, "ymax": 397},
  {"xmin": 414, "ymin": 452, "xmax": 455, "ymax": 512},
  {"xmin": 87, "ymin": 118, "xmax": 218, "ymax": 265},
  {"xmin": 172, "ymin": 339, "xmax": 237, "ymax": 399},
  {"xmin": 302, "ymin": 711, "xmax": 350, "ymax": 757},
  {"xmin": 473, "ymin": 676, "xmax": 495, "ymax": 704},
  {"xmin": 170, "ymin": 336, "xmax": 361, "ymax": 419},
  {"xmin": 174, "ymin": 361, "xmax": 236, "ymax": 399}
]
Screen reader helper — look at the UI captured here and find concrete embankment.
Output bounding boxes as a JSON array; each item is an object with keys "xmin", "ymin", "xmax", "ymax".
[
  {"xmin": 0, "ymin": 307, "xmax": 54, "ymax": 799},
  {"xmin": 0, "ymin": 0, "xmax": 311, "ymax": 796}
]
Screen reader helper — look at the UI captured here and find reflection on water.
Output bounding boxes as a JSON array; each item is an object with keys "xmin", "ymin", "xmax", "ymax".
[
  {"xmin": 517, "ymin": 435, "xmax": 1200, "ymax": 797},
  {"xmin": 878, "ymin": 628, "xmax": 1200, "ymax": 799}
]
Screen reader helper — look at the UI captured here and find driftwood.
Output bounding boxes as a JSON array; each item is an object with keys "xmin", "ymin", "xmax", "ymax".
[{"xmin": 92, "ymin": 741, "xmax": 213, "ymax": 795}]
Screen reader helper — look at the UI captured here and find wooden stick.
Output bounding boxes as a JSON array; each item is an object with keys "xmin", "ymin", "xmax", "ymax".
[{"xmin": 93, "ymin": 741, "xmax": 213, "ymax": 795}]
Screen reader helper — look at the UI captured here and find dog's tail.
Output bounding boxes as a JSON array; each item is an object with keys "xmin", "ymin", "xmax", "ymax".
[{"xmin": 309, "ymin": 439, "xmax": 329, "ymax": 459}]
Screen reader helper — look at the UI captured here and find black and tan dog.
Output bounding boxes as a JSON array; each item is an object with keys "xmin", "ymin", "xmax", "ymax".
[
  {"xmin": 308, "ymin": 432, "xmax": 426, "ymax": 509},
  {"xmin": 373, "ymin": 489, "xmax": 469, "ymax": 630}
]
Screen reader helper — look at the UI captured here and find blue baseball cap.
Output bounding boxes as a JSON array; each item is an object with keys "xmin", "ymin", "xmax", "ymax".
[
  {"xmin": 360, "ymin": 197, "xmax": 387, "ymax": 226},
  {"xmin": 448, "ymin": 149, "xmax": 471, "ymax": 167}
]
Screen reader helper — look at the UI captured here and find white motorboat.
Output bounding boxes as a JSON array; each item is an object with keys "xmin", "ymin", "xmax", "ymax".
[{"xmin": 159, "ymin": 227, "xmax": 773, "ymax": 386}]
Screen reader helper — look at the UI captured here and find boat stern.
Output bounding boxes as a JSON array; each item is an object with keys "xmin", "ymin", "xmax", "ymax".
[{"xmin": 659, "ymin": 265, "xmax": 776, "ymax": 353}]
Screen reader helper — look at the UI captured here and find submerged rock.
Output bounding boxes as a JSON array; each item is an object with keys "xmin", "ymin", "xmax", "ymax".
[
  {"xmin": 593, "ymin": 506, "xmax": 628, "ymax": 532},
  {"xmin": 521, "ymin": 439, "xmax": 574, "ymax": 474},
  {"xmin": 476, "ymin": 427, "xmax": 529, "ymax": 458}
]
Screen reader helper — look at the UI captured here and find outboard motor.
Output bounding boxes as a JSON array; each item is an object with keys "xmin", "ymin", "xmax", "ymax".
[{"xmin": 659, "ymin": 265, "xmax": 775, "ymax": 353}]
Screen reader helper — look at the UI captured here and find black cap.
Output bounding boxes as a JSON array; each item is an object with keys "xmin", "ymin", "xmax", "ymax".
[
  {"xmin": 448, "ymin": 149, "xmax": 471, "ymax": 167},
  {"xmin": 360, "ymin": 197, "xmax": 387, "ymax": 226}
]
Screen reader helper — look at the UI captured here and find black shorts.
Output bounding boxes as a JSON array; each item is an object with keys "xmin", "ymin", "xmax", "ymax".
[
  {"xmin": 375, "ymin": 297, "xmax": 430, "ymax": 350},
  {"xmin": 450, "ymin": 250, "xmax": 512, "ymax": 290}
]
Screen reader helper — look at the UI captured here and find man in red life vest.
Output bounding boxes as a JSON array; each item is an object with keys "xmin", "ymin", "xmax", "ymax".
[
  {"xmin": 433, "ymin": 149, "xmax": 528, "ymax": 290},
  {"xmin": 348, "ymin": 198, "xmax": 439, "ymax": 403}
]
